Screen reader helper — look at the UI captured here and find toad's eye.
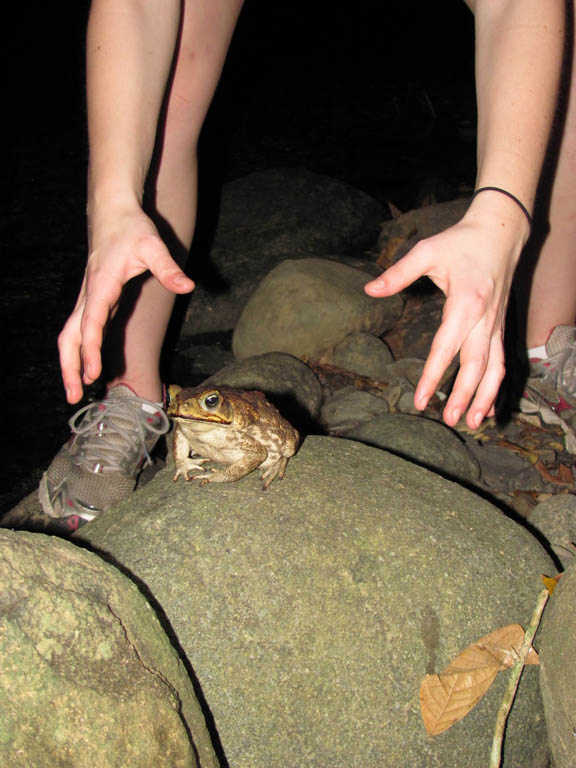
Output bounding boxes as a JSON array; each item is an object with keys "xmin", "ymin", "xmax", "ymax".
[{"xmin": 203, "ymin": 393, "xmax": 220, "ymax": 410}]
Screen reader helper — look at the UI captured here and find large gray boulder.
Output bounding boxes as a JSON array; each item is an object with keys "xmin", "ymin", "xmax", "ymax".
[
  {"xmin": 232, "ymin": 258, "xmax": 403, "ymax": 361},
  {"xmin": 539, "ymin": 562, "xmax": 576, "ymax": 768},
  {"xmin": 0, "ymin": 531, "xmax": 219, "ymax": 768},
  {"xmin": 183, "ymin": 168, "xmax": 385, "ymax": 335},
  {"xmin": 77, "ymin": 436, "xmax": 551, "ymax": 768}
]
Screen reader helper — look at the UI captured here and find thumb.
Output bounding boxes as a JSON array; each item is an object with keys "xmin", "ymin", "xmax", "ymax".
[
  {"xmin": 364, "ymin": 247, "xmax": 430, "ymax": 298},
  {"xmin": 140, "ymin": 236, "xmax": 195, "ymax": 294},
  {"xmin": 158, "ymin": 268, "xmax": 195, "ymax": 294}
]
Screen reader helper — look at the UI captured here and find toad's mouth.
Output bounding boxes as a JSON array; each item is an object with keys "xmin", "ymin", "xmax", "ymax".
[{"xmin": 171, "ymin": 414, "xmax": 233, "ymax": 429}]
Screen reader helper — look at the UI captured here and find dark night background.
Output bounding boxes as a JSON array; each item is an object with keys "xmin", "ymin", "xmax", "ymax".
[{"xmin": 3, "ymin": 1, "xmax": 477, "ymax": 515}]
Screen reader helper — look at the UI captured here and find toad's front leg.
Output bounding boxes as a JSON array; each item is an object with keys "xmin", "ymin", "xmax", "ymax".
[{"xmin": 172, "ymin": 428, "xmax": 210, "ymax": 482}]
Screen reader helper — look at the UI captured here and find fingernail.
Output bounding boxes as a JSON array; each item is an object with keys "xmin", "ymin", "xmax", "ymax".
[
  {"xmin": 365, "ymin": 278, "xmax": 385, "ymax": 294},
  {"xmin": 472, "ymin": 412, "xmax": 483, "ymax": 429},
  {"xmin": 415, "ymin": 392, "xmax": 429, "ymax": 410},
  {"xmin": 450, "ymin": 408, "xmax": 461, "ymax": 424}
]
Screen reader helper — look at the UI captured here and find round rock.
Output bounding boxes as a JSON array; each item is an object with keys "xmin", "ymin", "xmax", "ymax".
[
  {"xmin": 342, "ymin": 412, "xmax": 480, "ymax": 483},
  {"xmin": 330, "ymin": 331, "xmax": 394, "ymax": 378},
  {"xmin": 321, "ymin": 386, "xmax": 389, "ymax": 433},
  {"xmin": 232, "ymin": 258, "xmax": 403, "ymax": 361},
  {"xmin": 204, "ymin": 351, "xmax": 323, "ymax": 429},
  {"xmin": 0, "ymin": 530, "xmax": 218, "ymax": 768},
  {"xmin": 183, "ymin": 168, "xmax": 385, "ymax": 335},
  {"xmin": 77, "ymin": 436, "xmax": 551, "ymax": 768}
]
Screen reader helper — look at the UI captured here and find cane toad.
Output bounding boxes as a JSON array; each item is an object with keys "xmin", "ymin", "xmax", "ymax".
[{"xmin": 167, "ymin": 385, "xmax": 299, "ymax": 489}]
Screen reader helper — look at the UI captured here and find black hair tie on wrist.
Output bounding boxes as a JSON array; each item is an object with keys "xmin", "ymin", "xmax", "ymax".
[{"xmin": 472, "ymin": 186, "xmax": 533, "ymax": 231}]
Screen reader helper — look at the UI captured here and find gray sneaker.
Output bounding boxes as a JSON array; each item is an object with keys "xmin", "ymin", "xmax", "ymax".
[
  {"xmin": 520, "ymin": 325, "xmax": 576, "ymax": 452},
  {"xmin": 39, "ymin": 384, "xmax": 170, "ymax": 531}
]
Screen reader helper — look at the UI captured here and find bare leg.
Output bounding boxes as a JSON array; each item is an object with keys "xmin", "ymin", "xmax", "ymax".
[
  {"xmin": 525, "ymin": 11, "xmax": 576, "ymax": 348},
  {"xmin": 105, "ymin": 0, "xmax": 244, "ymax": 401}
]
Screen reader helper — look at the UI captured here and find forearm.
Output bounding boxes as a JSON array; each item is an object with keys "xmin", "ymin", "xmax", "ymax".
[
  {"xmin": 469, "ymin": 0, "xmax": 564, "ymax": 215},
  {"xmin": 86, "ymin": 0, "xmax": 181, "ymax": 213}
]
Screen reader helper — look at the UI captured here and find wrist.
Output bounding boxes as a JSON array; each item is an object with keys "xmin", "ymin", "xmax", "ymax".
[
  {"xmin": 86, "ymin": 155, "xmax": 146, "ymax": 214},
  {"xmin": 87, "ymin": 184, "xmax": 142, "ymax": 221},
  {"xmin": 473, "ymin": 186, "xmax": 532, "ymax": 229},
  {"xmin": 86, "ymin": 190, "xmax": 148, "ymax": 250},
  {"xmin": 465, "ymin": 187, "xmax": 532, "ymax": 246}
]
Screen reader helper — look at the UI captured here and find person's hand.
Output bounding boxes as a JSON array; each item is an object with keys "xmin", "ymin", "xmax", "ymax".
[
  {"xmin": 58, "ymin": 208, "xmax": 194, "ymax": 404},
  {"xmin": 364, "ymin": 209, "xmax": 527, "ymax": 430}
]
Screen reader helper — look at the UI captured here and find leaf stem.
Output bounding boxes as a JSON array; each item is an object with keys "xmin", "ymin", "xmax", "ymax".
[{"xmin": 489, "ymin": 588, "xmax": 550, "ymax": 768}]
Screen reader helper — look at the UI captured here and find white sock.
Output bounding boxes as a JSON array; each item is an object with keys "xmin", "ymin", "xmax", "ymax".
[
  {"xmin": 527, "ymin": 344, "xmax": 547, "ymax": 360},
  {"xmin": 141, "ymin": 401, "xmax": 164, "ymax": 414}
]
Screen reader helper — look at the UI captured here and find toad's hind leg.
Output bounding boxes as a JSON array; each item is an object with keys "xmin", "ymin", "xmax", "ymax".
[
  {"xmin": 260, "ymin": 457, "xmax": 289, "ymax": 489},
  {"xmin": 196, "ymin": 449, "xmax": 267, "ymax": 485}
]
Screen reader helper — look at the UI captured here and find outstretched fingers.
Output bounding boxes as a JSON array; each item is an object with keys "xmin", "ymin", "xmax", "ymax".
[
  {"xmin": 58, "ymin": 226, "xmax": 195, "ymax": 404},
  {"xmin": 417, "ymin": 306, "xmax": 506, "ymax": 428},
  {"xmin": 459, "ymin": 332, "xmax": 506, "ymax": 429},
  {"xmin": 79, "ymin": 271, "xmax": 125, "ymax": 385},
  {"xmin": 58, "ymin": 308, "xmax": 85, "ymax": 405},
  {"xmin": 57, "ymin": 269, "xmax": 123, "ymax": 402},
  {"xmin": 413, "ymin": 289, "xmax": 489, "ymax": 410}
]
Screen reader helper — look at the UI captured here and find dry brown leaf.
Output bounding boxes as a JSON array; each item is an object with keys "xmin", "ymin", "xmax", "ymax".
[
  {"xmin": 534, "ymin": 460, "xmax": 574, "ymax": 487},
  {"xmin": 420, "ymin": 667, "xmax": 499, "ymax": 735},
  {"xmin": 515, "ymin": 412, "xmax": 544, "ymax": 428},
  {"xmin": 376, "ymin": 236, "xmax": 408, "ymax": 268},
  {"xmin": 420, "ymin": 624, "xmax": 538, "ymax": 736},
  {"xmin": 511, "ymin": 489, "xmax": 540, "ymax": 503},
  {"xmin": 457, "ymin": 624, "xmax": 539, "ymax": 670},
  {"xmin": 533, "ymin": 449, "xmax": 558, "ymax": 464},
  {"xmin": 441, "ymin": 625, "xmax": 539, "ymax": 675},
  {"xmin": 455, "ymin": 419, "xmax": 495, "ymax": 439},
  {"xmin": 386, "ymin": 200, "xmax": 404, "ymax": 219},
  {"xmin": 541, "ymin": 574, "xmax": 561, "ymax": 595},
  {"xmin": 496, "ymin": 439, "xmax": 539, "ymax": 465}
]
